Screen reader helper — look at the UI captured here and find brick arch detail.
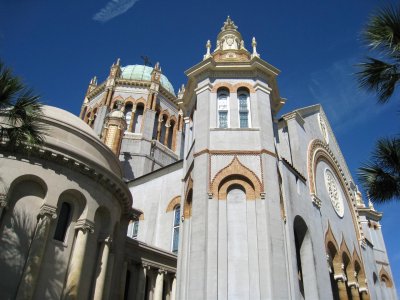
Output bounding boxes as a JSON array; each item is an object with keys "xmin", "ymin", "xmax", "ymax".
[
  {"xmin": 325, "ymin": 222, "xmax": 341, "ymax": 274},
  {"xmin": 135, "ymin": 97, "xmax": 147, "ymax": 106},
  {"xmin": 211, "ymin": 82, "xmax": 256, "ymax": 93},
  {"xmin": 352, "ymin": 248, "xmax": 367, "ymax": 289},
  {"xmin": 111, "ymin": 95, "xmax": 124, "ymax": 108},
  {"xmin": 166, "ymin": 196, "xmax": 181, "ymax": 213},
  {"xmin": 211, "ymin": 156, "xmax": 263, "ymax": 200},
  {"xmin": 124, "ymin": 96, "xmax": 135, "ymax": 106},
  {"xmin": 307, "ymin": 139, "xmax": 363, "ymax": 241},
  {"xmin": 212, "ymin": 82, "xmax": 233, "ymax": 93},
  {"xmin": 184, "ymin": 177, "xmax": 193, "ymax": 219},
  {"xmin": 379, "ymin": 267, "xmax": 393, "ymax": 288},
  {"xmin": 233, "ymin": 82, "xmax": 255, "ymax": 93}
]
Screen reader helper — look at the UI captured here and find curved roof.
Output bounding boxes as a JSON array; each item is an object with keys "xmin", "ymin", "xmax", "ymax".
[
  {"xmin": 120, "ymin": 65, "xmax": 175, "ymax": 96},
  {"xmin": 42, "ymin": 106, "xmax": 98, "ymax": 139}
]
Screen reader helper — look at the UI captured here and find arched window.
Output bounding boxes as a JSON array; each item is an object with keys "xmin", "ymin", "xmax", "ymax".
[
  {"xmin": 124, "ymin": 103, "xmax": 133, "ymax": 132},
  {"xmin": 159, "ymin": 115, "xmax": 168, "ymax": 144},
  {"xmin": 217, "ymin": 88, "xmax": 229, "ymax": 128},
  {"xmin": 54, "ymin": 202, "xmax": 72, "ymax": 242},
  {"xmin": 238, "ymin": 88, "xmax": 250, "ymax": 128},
  {"xmin": 133, "ymin": 103, "xmax": 144, "ymax": 133},
  {"xmin": 172, "ymin": 205, "xmax": 180, "ymax": 253},
  {"xmin": 293, "ymin": 216, "xmax": 318, "ymax": 299},
  {"xmin": 168, "ymin": 120, "xmax": 175, "ymax": 149}
]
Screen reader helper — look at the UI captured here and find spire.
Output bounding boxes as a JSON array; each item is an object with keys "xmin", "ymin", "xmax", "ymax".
[
  {"xmin": 221, "ymin": 16, "xmax": 238, "ymax": 31},
  {"xmin": 203, "ymin": 40, "xmax": 212, "ymax": 60},
  {"xmin": 215, "ymin": 16, "xmax": 244, "ymax": 52},
  {"xmin": 251, "ymin": 37, "xmax": 260, "ymax": 58}
]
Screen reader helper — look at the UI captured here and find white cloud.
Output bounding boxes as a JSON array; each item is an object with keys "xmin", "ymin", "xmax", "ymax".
[
  {"xmin": 308, "ymin": 58, "xmax": 396, "ymax": 133},
  {"xmin": 93, "ymin": 0, "xmax": 140, "ymax": 23}
]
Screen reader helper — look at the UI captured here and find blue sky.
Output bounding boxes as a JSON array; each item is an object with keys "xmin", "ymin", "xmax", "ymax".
[{"xmin": 1, "ymin": 0, "xmax": 399, "ymax": 292}]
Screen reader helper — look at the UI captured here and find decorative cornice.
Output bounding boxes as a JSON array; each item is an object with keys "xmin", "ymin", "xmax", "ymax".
[
  {"xmin": 281, "ymin": 157, "xmax": 307, "ymax": 182},
  {"xmin": 75, "ymin": 219, "xmax": 95, "ymax": 233},
  {"xmin": 193, "ymin": 148, "xmax": 277, "ymax": 158},
  {"xmin": 0, "ymin": 145, "xmax": 132, "ymax": 212}
]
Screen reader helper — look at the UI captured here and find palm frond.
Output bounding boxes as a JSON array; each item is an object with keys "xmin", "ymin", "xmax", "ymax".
[
  {"xmin": 0, "ymin": 60, "xmax": 46, "ymax": 148},
  {"xmin": 358, "ymin": 137, "xmax": 400, "ymax": 203},
  {"xmin": 363, "ymin": 5, "xmax": 400, "ymax": 55},
  {"xmin": 356, "ymin": 57, "xmax": 400, "ymax": 103},
  {"xmin": 0, "ymin": 62, "xmax": 23, "ymax": 108}
]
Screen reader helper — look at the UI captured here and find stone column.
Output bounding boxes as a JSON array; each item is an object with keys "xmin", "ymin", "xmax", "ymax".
[
  {"xmin": 129, "ymin": 104, "xmax": 137, "ymax": 132},
  {"xmin": 135, "ymin": 264, "xmax": 148, "ymax": 300},
  {"xmin": 334, "ymin": 274, "xmax": 349, "ymax": 300},
  {"xmin": 16, "ymin": 204, "xmax": 57, "ymax": 300},
  {"xmin": 156, "ymin": 118, "xmax": 162, "ymax": 141},
  {"xmin": 63, "ymin": 219, "xmax": 94, "ymax": 299},
  {"xmin": 153, "ymin": 269, "xmax": 165, "ymax": 300},
  {"xmin": 93, "ymin": 237, "xmax": 112, "ymax": 300},
  {"xmin": 164, "ymin": 124, "xmax": 171, "ymax": 146},
  {"xmin": 349, "ymin": 284, "xmax": 360, "ymax": 300},
  {"xmin": 170, "ymin": 275, "xmax": 176, "ymax": 300}
]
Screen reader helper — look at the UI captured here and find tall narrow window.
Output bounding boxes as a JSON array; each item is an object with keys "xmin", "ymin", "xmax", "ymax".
[
  {"xmin": 133, "ymin": 104, "xmax": 144, "ymax": 133},
  {"xmin": 172, "ymin": 205, "xmax": 180, "ymax": 253},
  {"xmin": 168, "ymin": 120, "xmax": 175, "ymax": 149},
  {"xmin": 128, "ymin": 220, "xmax": 139, "ymax": 239},
  {"xmin": 54, "ymin": 202, "xmax": 72, "ymax": 242},
  {"xmin": 124, "ymin": 103, "xmax": 133, "ymax": 132},
  {"xmin": 217, "ymin": 89, "xmax": 229, "ymax": 128},
  {"xmin": 238, "ymin": 91, "xmax": 250, "ymax": 128}
]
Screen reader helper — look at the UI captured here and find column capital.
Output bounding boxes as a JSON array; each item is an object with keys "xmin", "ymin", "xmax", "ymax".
[
  {"xmin": 38, "ymin": 204, "xmax": 57, "ymax": 220},
  {"xmin": 0, "ymin": 193, "xmax": 8, "ymax": 209},
  {"xmin": 334, "ymin": 273, "xmax": 347, "ymax": 282},
  {"xmin": 75, "ymin": 219, "xmax": 95, "ymax": 233}
]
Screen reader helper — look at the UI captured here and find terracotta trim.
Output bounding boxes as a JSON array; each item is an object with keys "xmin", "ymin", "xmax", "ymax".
[{"xmin": 166, "ymin": 196, "xmax": 181, "ymax": 212}]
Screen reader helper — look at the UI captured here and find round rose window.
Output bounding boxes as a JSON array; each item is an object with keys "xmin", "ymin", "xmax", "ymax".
[{"xmin": 324, "ymin": 169, "xmax": 344, "ymax": 217}]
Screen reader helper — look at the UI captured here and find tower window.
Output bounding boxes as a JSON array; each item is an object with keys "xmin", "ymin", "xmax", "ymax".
[
  {"xmin": 238, "ymin": 92, "xmax": 250, "ymax": 128},
  {"xmin": 172, "ymin": 205, "xmax": 180, "ymax": 253},
  {"xmin": 217, "ymin": 89, "xmax": 229, "ymax": 128}
]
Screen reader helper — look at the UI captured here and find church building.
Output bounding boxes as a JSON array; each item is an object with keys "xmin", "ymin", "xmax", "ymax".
[{"xmin": 0, "ymin": 17, "xmax": 396, "ymax": 299}]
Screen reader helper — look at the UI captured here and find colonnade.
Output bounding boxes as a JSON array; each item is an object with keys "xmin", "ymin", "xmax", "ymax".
[{"xmin": 124, "ymin": 262, "xmax": 176, "ymax": 300}]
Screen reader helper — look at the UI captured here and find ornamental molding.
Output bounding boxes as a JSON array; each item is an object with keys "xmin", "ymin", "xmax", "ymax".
[
  {"xmin": 38, "ymin": 204, "xmax": 57, "ymax": 220},
  {"xmin": 307, "ymin": 139, "xmax": 364, "ymax": 242},
  {"xmin": 75, "ymin": 219, "xmax": 95, "ymax": 233},
  {"xmin": 0, "ymin": 145, "xmax": 132, "ymax": 212},
  {"xmin": 210, "ymin": 156, "xmax": 263, "ymax": 200}
]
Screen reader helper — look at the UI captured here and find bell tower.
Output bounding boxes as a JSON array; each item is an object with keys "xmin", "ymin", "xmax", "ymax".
[{"xmin": 177, "ymin": 17, "xmax": 289, "ymax": 299}]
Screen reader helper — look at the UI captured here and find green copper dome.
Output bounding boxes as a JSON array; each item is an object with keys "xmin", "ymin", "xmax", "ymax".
[{"xmin": 120, "ymin": 65, "xmax": 175, "ymax": 96}]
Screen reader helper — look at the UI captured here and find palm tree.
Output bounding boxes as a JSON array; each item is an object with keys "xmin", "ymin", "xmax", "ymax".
[
  {"xmin": 0, "ymin": 61, "xmax": 45, "ymax": 149},
  {"xmin": 357, "ymin": 5, "xmax": 400, "ymax": 204},
  {"xmin": 358, "ymin": 138, "xmax": 400, "ymax": 203},
  {"xmin": 357, "ymin": 5, "xmax": 400, "ymax": 103}
]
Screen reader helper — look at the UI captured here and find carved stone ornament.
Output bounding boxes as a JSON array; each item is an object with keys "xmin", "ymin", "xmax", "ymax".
[
  {"xmin": 38, "ymin": 204, "xmax": 57, "ymax": 220},
  {"xmin": 75, "ymin": 219, "xmax": 95, "ymax": 233},
  {"xmin": 324, "ymin": 169, "xmax": 344, "ymax": 217},
  {"xmin": 0, "ymin": 193, "xmax": 7, "ymax": 208},
  {"xmin": 318, "ymin": 114, "xmax": 329, "ymax": 144}
]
